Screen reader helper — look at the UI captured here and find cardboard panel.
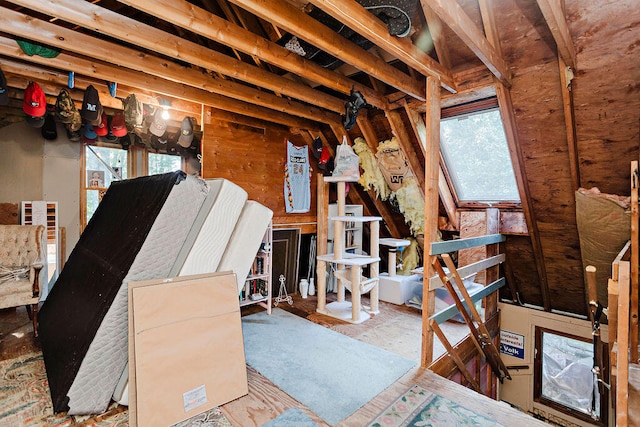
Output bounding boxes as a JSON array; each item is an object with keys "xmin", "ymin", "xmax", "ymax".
[{"xmin": 128, "ymin": 272, "xmax": 247, "ymax": 427}]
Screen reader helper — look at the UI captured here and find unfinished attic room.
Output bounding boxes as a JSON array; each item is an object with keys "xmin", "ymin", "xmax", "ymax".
[{"xmin": 0, "ymin": 0, "xmax": 639, "ymax": 425}]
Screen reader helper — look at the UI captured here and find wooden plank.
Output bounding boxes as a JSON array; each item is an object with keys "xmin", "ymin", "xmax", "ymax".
[
  {"xmin": 0, "ymin": 36, "xmax": 318, "ymax": 130},
  {"xmin": 429, "ymin": 254, "xmax": 506, "ymax": 290},
  {"xmin": 0, "ymin": 203, "xmax": 19, "ymax": 225},
  {"xmin": 438, "ymin": 167, "xmax": 459, "ymax": 230},
  {"xmin": 485, "ymin": 208, "xmax": 500, "ymax": 317},
  {"xmin": 385, "ymin": 109, "xmax": 426, "ymax": 197},
  {"xmin": 5, "ymin": 0, "xmax": 344, "ymax": 117},
  {"xmin": 495, "ymin": 84, "xmax": 550, "ymax": 311},
  {"xmin": 631, "ymin": 161, "xmax": 639, "ymax": 363},
  {"xmin": 430, "ymin": 234, "xmax": 506, "ymax": 254},
  {"xmin": 499, "ymin": 211, "xmax": 528, "ymax": 235},
  {"xmin": 422, "ymin": 4, "xmax": 452, "ymax": 70},
  {"xmin": 430, "ymin": 278, "xmax": 505, "ymax": 324},
  {"xmin": 458, "ymin": 211, "xmax": 490, "ymax": 285},
  {"xmin": 422, "ymin": 76, "xmax": 441, "ymax": 367},
  {"xmin": 441, "ymin": 255, "xmax": 511, "ymax": 381},
  {"xmin": 535, "ymin": 0, "xmax": 577, "ymax": 70},
  {"xmin": 558, "ymin": 56, "xmax": 580, "ymax": 191},
  {"xmin": 228, "ymin": 0, "xmax": 427, "ymax": 101},
  {"xmin": 118, "ymin": 0, "xmax": 389, "ymax": 111},
  {"xmin": 618, "ymin": 259, "xmax": 630, "ymax": 426},
  {"xmin": 307, "ymin": 0, "xmax": 457, "ymax": 93},
  {"xmin": 402, "ymin": 104, "xmax": 458, "ymax": 230},
  {"xmin": 421, "ymin": 0, "xmax": 511, "ymax": 88},
  {"xmin": 431, "ymin": 321, "xmax": 482, "ymax": 392}
]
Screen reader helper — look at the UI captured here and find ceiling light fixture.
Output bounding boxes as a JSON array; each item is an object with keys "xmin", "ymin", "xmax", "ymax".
[{"xmin": 159, "ymin": 99, "xmax": 172, "ymax": 120}]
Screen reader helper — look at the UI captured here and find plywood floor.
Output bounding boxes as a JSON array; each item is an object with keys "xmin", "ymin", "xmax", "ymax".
[{"xmin": 1, "ymin": 294, "xmax": 546, "ymax": 426}]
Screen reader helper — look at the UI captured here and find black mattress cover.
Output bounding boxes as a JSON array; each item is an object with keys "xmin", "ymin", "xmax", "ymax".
[{"xmin": 39, "ymin": 171, "xmax": 185, "ymax": 412}]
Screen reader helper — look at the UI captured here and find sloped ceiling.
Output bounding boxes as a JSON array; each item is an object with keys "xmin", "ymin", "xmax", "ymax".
[{"xmin": 0, "ymin": 0, "xmax": 638, "ymax": 319}]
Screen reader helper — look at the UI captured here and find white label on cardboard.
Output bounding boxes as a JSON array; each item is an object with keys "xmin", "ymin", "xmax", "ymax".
[{"xmin": 183, "ymin": 384, "xmax": 207, "ymax": 413}]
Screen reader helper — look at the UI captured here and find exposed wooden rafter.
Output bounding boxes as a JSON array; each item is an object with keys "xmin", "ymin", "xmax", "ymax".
[
  {"xmin": 420, "ymin": 0, "xmax": 511, "ymax": 88},
  {"xmin": 118, "ymin": 0, "xmax": 390, "ymax": 110},
  {"xmin": 422, "ymin": 76, "xmax": 441, "ymax": 367},
  {"xmin": 386, "ymin": 110, "xmax": 426, "ymax": 198},
  {"xmin": 535, "ymin": 0, "xmax": 577, "ymax": 71},
  {"xmin": 496, "ymin": 85, "xmax": 551, "ymax": 311},
  {"xmin": 226, "ymin": 0, "xmax": 428, "ymax": 101},
  {"xmin": 305, "ymin": 0, "xmax": 457, "ymax": 93},
  {"xmin": 422, "ymin": 4, "xmax": 452, "ymax": 71},
  {"xmin": 7, "ymin": 0, "xmax": 346, "ymax": 116},
  {"xmin": 0, "ymin": 10, "xmax": 340, "ymax": 123},
  {"xmin": 0, "ymin": 35, "xmax": 318, "ymax": 130},
  {"xmin": 403, "ymin": 104, "xmax": 458, "ymax": 230}
]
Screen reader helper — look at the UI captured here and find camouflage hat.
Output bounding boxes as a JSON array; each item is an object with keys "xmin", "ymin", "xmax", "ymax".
[
  {"xmin": 123, "ymin": 93, "xmax": 142, "ymax": 128},
  {"xmin": 55, "ymin": 89, "xmax": 78, "ymax": 123}
]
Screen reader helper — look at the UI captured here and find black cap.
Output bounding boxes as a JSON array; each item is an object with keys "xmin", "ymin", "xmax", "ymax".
[{"xmin": 41, "ymin": 113, "xmax": 58, "ymax": 140}]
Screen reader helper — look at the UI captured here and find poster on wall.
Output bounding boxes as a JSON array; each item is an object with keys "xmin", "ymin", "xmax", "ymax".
[{"xmin": 500, "ymin": 330, "xmax": 525, "ymax": 359}]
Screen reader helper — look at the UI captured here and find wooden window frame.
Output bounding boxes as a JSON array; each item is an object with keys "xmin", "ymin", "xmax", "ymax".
[
  {"xmin": 533, "ymin": 326, "xmax": 608, "ymax": 425},
  {"xmin": 440, "ymin": 97, "xmax": 522, "ymax": 210}
]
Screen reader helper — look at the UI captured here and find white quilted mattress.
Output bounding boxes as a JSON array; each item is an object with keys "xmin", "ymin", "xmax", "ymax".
[
  {"xmin": 170, "ymin": 179, "xmax": 247, "ymax": 277},
  {"xmin": 66, "ymin": 175, "xmax": 209, "ymax": 415},
  {"xmin": 218, "ymin": 201, "xmax": 273, "ymax": 293}
]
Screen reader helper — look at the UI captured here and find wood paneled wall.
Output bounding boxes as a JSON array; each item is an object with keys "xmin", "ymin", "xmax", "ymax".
[{"xmin": 201, "ymin": 108, "xmax": 317, "ymax": 234}]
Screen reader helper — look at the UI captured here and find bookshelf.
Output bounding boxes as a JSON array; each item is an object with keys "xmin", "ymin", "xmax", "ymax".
[{"xmin": 239, "ymin": 222, "xmax": 272, "ymax": 314}]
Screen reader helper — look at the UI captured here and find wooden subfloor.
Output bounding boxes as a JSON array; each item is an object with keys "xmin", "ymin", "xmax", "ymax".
[{"xmin": 1, "ymin": 295, "xmax": 547, "ymax": 426}]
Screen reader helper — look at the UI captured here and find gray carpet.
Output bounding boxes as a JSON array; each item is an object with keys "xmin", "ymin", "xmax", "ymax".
[
  {"xmin": 242, "ymin": 308, "xmax": 416, "ymax": 426},
  {"xmin": 261, "ymin": 408, "xmax": 318, "ymax": 426}
]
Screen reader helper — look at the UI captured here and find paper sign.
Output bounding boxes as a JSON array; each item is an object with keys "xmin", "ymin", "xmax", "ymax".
[
  {"xmin": 500, "ymin": 330, "xmax": 525, "ymax": 359},
  {"xmin": 183, "ymin": 384, "xmax": 207, "ymax": 413}
]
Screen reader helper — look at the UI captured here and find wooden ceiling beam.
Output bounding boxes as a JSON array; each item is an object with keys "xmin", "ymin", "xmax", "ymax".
[
  {"xmin": 422, "ymin": 4, "xmax": 452, "ymax": 71},
  {"xmin": 535, "ymin": 0, "xmax": 577, "ymax": 70},
  {"xmin": 306, "ymin": 0, "xmax": 456, "ymax": 93},
  {"xmin": 4, "ymin": 66, "xmax": 201, "ymax": 118},
  {"xmin": 386, "ymin": 109, "xmax": 426, "ymax": 198},
  {"xmin": 420, "ymin": 0, "xmax": 511, "ymax": 88},
  {"xmin": 227, "ymin": 0, "xmax": 427, "ymax": 101},
  {"xmin": 0, "ymin": 37, "xmax": 317, "ymax": 130},
  {"xmin": 8, "ymin": 0, "xmax": 346, "ymax": 115},
  {"xmin": 119, "ymin": 0, "xmax": 390, "ymax": 110},
  {"xmin": 403, "ymin": 103, "xmax": 458, "ymax": 230},
  {"xmin": 0, "ymin": 7, "xmax": 338, "ymax": 125},
  {"xmin": 356, "ymin": 115, "xmax": 404, "ymax": 237},
  {"xmin": 496, "ymin": 84, "xmax": 550, "ymax": 311}
]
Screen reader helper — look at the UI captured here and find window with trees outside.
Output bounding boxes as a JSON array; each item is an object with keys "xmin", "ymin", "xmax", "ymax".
[
  {"xmin": 84, "ymin": 145, "xmax": 127, "ymax": 225},
  {"xmin": 440, "ymin": 105, "xmax": 520, "ymax": 205},
  {"xmin": 148, "ymin": 152, "xmax": 181, "ymax": 175}
]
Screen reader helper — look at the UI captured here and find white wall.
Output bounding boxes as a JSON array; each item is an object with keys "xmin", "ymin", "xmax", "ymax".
[{"xmin": 0, "ymin": 120, "xmax": 81, "ymax": 261}]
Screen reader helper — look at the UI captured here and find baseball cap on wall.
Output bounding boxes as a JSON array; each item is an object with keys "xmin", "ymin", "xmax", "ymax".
[
  {"xmin": 41, "ymin": 113, "xmax": 58, "ymax": 140},
  {"xmin": 23, "ymin": 81, "xmax": 46, "ymax": 117},
  {"xmin": 149, "ymin": 109, "xmax": 166, "ymax": 137},
  {"xmin": 94, "ymin": 112, "xmax": 108, "ymax": 137},
  {"xmin": 83, "ymin": 123, "xmax": 97, "ymax": 141},
  {"xmin": 123, "ymin": 93, "xmax": 142, "ymax": 128},
  {"xmin": 178, "ymin": 116, "xmax": 195, "ymax": 148},
  {"xmin": 56, "ymin": 88, "xmax": 83, "ymax": 132},
  {"xmin": 0, "ymin": 68, "xmax": 9, "ymax": 106},
  {"xmin": 81, "ymin": 85, "xmax": 102, "ymax": 124},
  {"xmin": 110, "ymin": 112, "xmax": 127, "ymax": 138}
]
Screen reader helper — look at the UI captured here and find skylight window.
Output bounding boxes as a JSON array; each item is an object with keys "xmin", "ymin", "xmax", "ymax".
[{"xmin": 440, "ymin": 108, "xmax": 520, "ymax": 204}]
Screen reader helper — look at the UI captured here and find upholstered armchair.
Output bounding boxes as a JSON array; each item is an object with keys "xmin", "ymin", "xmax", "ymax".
[{"xmin": 0, "ymin": 224, "xmax": 46, "ymax": 337}]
